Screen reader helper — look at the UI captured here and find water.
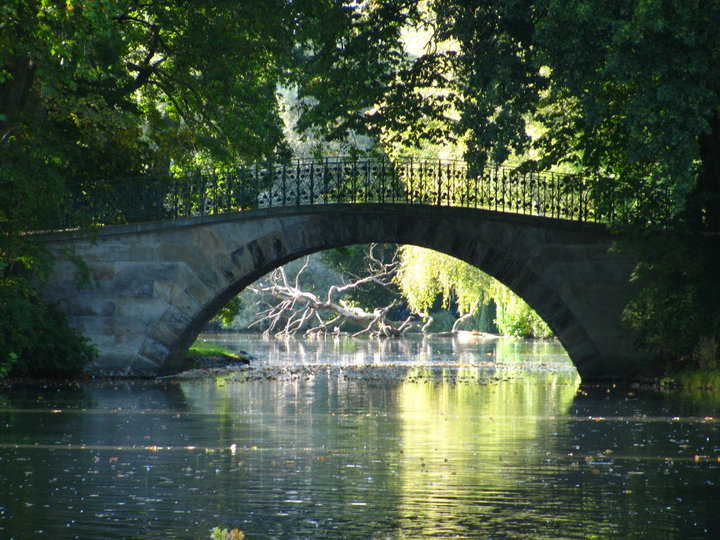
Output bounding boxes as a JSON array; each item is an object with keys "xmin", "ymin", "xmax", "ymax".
[{"xmin": 1, "ymin": 334, "xmax": 719, "ymax": 538}]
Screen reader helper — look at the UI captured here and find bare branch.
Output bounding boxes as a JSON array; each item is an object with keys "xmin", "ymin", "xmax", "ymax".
[{"xmin": 246, "ymin": 251, "xmax": 416, "ymax": 338}]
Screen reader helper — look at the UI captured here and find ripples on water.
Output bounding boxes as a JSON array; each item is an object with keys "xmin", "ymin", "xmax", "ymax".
[{"xmin": 1, "ymin": 335, "xmax": 719, "ymax": 538}]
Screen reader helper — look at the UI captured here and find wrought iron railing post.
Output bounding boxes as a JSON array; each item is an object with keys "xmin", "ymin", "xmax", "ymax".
[
  {"xmin": 492, "ymin": 168, "xmax": 498, "ymax": 212},
  {"xmin": 309, "ymin": 161, "xmax": 315, "ymax": 205},
  {"xmin": 351, "ymin": 159, "xmax": 357, "ymax": 204},
  {"xmin": 407, "ymin": 158, "xmax": 413, "ymax": 203},
  {"xmin": 377, "ymin": 158, "xmax": 382, "ymax": 203},
  {"xmin": 323, "ymin": 158, "xmax": 329, "ymax": 204},
  {"xmin": 364, "ymin": 161, "xmax": 370, "ymax": 203},
  {"xmin": 335, "ymin": 159, "xmax": 342, "ymax": 203},
  {"xmin": 435, "ymin": 159, "xmax": 441, "ymax": 205}
]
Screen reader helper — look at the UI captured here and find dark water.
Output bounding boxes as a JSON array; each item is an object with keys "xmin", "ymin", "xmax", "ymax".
[{"xmin": 1, "ymin": 335, "xmax": 719, "ymax": 539}]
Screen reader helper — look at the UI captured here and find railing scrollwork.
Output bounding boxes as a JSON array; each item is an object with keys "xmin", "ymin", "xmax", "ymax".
[{"xmin": 56, "ymin": 157, "xmax": 647, "ymax": 228}]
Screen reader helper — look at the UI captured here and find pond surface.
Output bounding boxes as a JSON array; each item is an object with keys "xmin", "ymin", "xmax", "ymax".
[{"xmin": 1, "ymin": 334, "xmax": 719, "ymax": 538}]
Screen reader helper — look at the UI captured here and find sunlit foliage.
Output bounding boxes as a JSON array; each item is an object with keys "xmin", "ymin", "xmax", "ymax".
[{"xmin": 395, "ymin": 246, "xmax": 551, "ymax": 337}]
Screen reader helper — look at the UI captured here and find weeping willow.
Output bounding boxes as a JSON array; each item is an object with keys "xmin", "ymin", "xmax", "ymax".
[{"xmin": 395, "ymin": 246, "xmax": 551, "ymax": 338}]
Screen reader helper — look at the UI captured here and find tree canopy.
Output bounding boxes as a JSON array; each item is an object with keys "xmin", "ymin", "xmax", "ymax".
[
  {"xmin": 1, "ymin": 0, "xmax": 295, "ymax": 371},
  {"xmin": 395, "ymin": 246, "xmax": 551, "ymax": 337},
  {"xmin": 292, "ymin": 0, "xmax": 720, "ymax": 230},
  {"xmin": 6, "ymin": 1, "xmax": 719, "ymax": 229}
]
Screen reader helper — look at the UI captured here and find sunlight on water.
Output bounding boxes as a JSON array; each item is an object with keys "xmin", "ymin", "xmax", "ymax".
[{"xmin": 1, "ymin": 335, "xmax": 719, "ymax": 538}]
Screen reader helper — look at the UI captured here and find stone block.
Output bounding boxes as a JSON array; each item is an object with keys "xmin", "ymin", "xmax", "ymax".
[
  {"xmin": 63, "ymin": 298, "xmax": 116, "ymax": 317},
  {"xmin": 186, "ymin": 279, "xmax": 214, "ymax": 306},
  {"xmin": 148, "ymin": 320, "xmax": 181, "ymax": 348},
  {"xmin": 129, "ymin": 356, "xmax": 164, "ymax": 377},
  {"xmin": 153, "ymin": 281, "xmax": 201, "ymax": 319},
  {"xmin": 94, "ymin": 278, "xmax": 154, "ymax": 299},
  {"xmin": 138, "ymin": 338, "xmax": 170, "ymax": 366}
]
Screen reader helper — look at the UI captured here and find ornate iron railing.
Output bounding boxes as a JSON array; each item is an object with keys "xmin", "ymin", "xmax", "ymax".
[{"xmin": 55, "ymin": 158, "xmax": 637, "ymax": 228}]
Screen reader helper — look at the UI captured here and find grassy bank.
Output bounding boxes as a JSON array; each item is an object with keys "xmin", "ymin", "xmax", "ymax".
[
  {"xmin": 188, "ymin": 343, "xmax": 241, "ymax": 360},
  {"xmin": 665, "ymin": 370, "xmax": 720, "ymax": 392}
]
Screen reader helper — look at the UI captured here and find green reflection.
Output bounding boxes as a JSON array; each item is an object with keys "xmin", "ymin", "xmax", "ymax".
[{"xmin": 396, "ymin": 372, "xmax": 580, "ymax": 533}]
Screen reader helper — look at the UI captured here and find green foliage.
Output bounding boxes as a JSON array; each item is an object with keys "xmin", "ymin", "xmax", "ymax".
[
  {"xmin": 695, "ymin": 337, "xmax": 719, "ymax": 372},
  {"xmin": 673, "ymin": 370, "xmax": 720, "ymax": 393},
  {"xmin": 424, "ymin": 310, "xmax": 456, "ymax": 333},
  {"xmin": 289, "ymin": 1, "xmax": 720, "ymax": 231},
  {"xmin": 622, "ymin": 232, "xmax": 720, "ymax": 373},
  {"xmin": 396, "ymin": 246, "xmax": 551, "ymax": 338},
  {"xmin": 1, "ymin": 1, "xmax": 299, "ymax": 375},
  {"xmin": 218, "ymin": 297, "xmax": 243, "ymax": 328},
  {"xmin": 494, "ymin": 289, "xmax": 552, "ymax": 339},
  {"xmin": 0, "ymin": 277, "xmax": 95, "ymax": 378},
  {"xmin": 210, "ymin": 527, "xmax": 244, "ymax": 540},
  {"xmin": 396, "ymin": 246, "xmax": 491, "ymax": 316},
  {"xmin": 188, "ymin": 344, "xmax": 238, "ymax": 359}
]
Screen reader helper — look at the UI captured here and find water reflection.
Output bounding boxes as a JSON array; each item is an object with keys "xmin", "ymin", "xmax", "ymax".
[
  {"xmin": 0, "ymin": 336, "xmax": 718, "ymax": 538},
  {"xmin": 396, "ymin": 373, "xmax": 579, "ymax": 537},
  {"xmin": 205, "ymin": 333, "xmax": 576, "ymax": 371}
]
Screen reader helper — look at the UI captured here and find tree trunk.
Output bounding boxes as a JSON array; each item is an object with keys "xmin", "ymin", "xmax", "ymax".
[
  {"xmin": 0, "ymin": 57, "xmax": 36, "ymax": 120},
  {"xmin": 691, "ymin": 112, "xmax": 720, "ymax": 232}
]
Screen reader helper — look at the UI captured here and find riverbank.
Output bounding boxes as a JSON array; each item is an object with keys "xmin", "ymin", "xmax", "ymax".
[
  {"xmin": 183, "ymin": 344, "xmax": 255, "ymax": 369},
  {"xmin": 186, "ymin": 338, "xmax": 720, "ymax": 395}
]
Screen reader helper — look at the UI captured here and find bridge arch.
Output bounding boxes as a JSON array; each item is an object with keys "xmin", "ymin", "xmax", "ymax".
[{"xmin": 42, "ymin": 204, "xmax": 639, "ymax": 380}]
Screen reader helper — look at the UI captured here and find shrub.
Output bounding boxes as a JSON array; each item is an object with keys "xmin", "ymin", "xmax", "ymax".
[
  {"xmin": 494, "ymin": 295, "xmax": 552, "ymax": 338},
  {"xmin": 621, "ymin": 231, "xmax": 720, "ymax": 373},
  {"xmin": 0, "ymin": 278, "xmax": 95, "ymax": 378}
]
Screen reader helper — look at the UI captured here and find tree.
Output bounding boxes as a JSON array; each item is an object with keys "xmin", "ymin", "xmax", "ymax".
[
  {"xmin": 395, "ymin": 246, "xmax": 551, "ymax": 337},
  {"xmin": 290, "ymin": 1, "xmax": 720, "ymax": 369},
  {"xmin": 293, "ymin": 1, "xmax": 720, "ymax": 231},
  {"xmin": 1, "ymin": 1, "xmax": 294, "ymax": 373},
  {"xmin": 321, "ymin": 244, "xmax": 402, "ymax": 312},
  {"xmin": 247, "ymin": 248, "xmax": 414, "ymax": 338}
]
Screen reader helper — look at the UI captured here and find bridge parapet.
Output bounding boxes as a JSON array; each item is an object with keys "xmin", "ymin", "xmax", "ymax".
[{"xmin": 56, "ymin": 158, "xmax": 622, "ymax": 229}]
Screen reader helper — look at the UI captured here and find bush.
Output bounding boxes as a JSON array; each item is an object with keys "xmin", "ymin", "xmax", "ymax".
[
  {"xmin": 0, "ymin": 278, "xmax": 95, "ymax": 378},
  {"xmin": 494, "ymin": 294, "xmax": 552, "ymax": 338},
  {"xmin": 621, "ymin": 231, "xmax": 720, "ymax": 373}
]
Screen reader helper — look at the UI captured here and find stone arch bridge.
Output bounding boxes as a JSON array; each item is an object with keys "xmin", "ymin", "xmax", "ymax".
[{"xmin": 40, "ymin": 204, "xmax": 641, "ymax": 380}]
